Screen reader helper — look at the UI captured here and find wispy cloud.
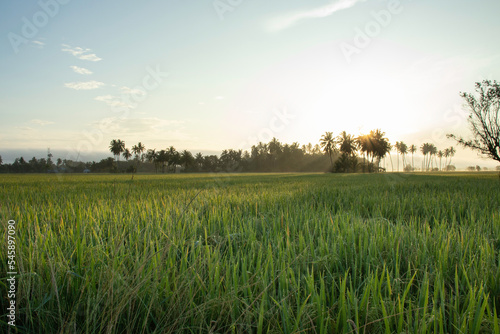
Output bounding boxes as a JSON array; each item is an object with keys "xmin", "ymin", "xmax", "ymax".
[
  {"xmin": 94, "ymin": 86, "xmax": 148, "ymax": 109},
  {"xmin": 120, "ymin": 86, "xmax": 146, "ymax": 96},
  {"xmin": 215, "ymin": 96, "xmax": 224, "ymax": 100},
  {"xmin": 94, "ymin": 95, "xmax": 133, "ymax": 108},
  {"xmin": 70, "ymin": 65, "xmax": 93, "ymax": 75},
  {"xmin": 65, "ymin": 81, "xmax": 105, "ymax": 90},
  {"xmin": 31, "ymin": 119, "xmax": 54, "ymax": 126},
  {"xmin": 32, "ymin": 40, "xmax": 45, "ymax": 48},
  {"xmin": 61, "ymin": 44, "xmax": 102, "ymax": 62},
  {"xmin": 268, "ymin": 0, "xmax": 366, "ymax": 31}
]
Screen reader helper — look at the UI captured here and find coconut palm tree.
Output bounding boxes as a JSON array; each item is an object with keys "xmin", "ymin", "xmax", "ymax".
[
  {"xmin": 195, "ymin": 152, "xmax": 204, "ymax": 171},
  {"xmin": 447, "ymin": 146, "xmax": 456, "ymax": 170},
  {"xmin": 444, "ymin": 148, "xmax": 450, "ymax": 168},
  {"xmin": 132, "ymin": 142, "xmax": 146, "ymax": 162},
  {"xmin": 337, "ymin": 131, "xmax": 357, "ymax": 156},
  {"xmin": 409, "ymin": 144, "xmax": 417, "ymax": 171},
  {"xmin": 356, "ymin": 134, "xmax": 371, "ymax": 172},
  {"xmin": 320, "ymin": 132, "xmax": 336, "ymax": 169},
  {"xmin": 123, "ymin": 148, "xmax": 132, "ymax": 161},
  {"xmin": 146, "ymin": 149, "xmax": 158, "ymax": 173},
  {"xmin": 429, "ymin": 144, "xmax": 437, "ymax": 170},
  {"xmin": 437, "ymin": 150, "xmax": 443, "ymax": 171},
  {"xmin": 420, "ymin": 143, "xmax": 430, "ymax": 171},
  {"xmin": 399, "ymin": 142, "xmax": 408, "ymax": 170},
  {"xmin": 109, "ymin": 139, "xmax": 125, "ymax": 162},
  {"xmin": 180, "ymin": 150, "xmax": 195, "ymax": 171},
  {"xmin": 368, "ymin": 129, "xmax": 391, "ymax": 171},
  {"xmin": 394, "ymin": 141, "xmax": 401, "ymax": 172}
]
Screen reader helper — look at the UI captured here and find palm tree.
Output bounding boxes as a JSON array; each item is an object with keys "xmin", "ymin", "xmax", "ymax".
[
  {"xmin": 399, "ymin": 142, "xmax": 408, "ymax": 170},
  {"xmin": 394, "ymin": 142, "xmax": 401, "ymax": 172},
  {"xmin": 370, "ymin": 129, "xmax": 391, "ymax": 171},
  {"xmin": 132, "ymin": 142, "xmax": 146, "ymax": 162},
  {"xmin": 444, "ymin": 148, "xmax": 450, "ymax": 169},
  {"xmin": 195, "ymin": 152, "xmax": 204, "ymax": 171},
  {"xmin": 337, "ymin": 131, "xmax": 357, "ymax": 156},
  {"xmin": 320, "ymin": 132, "xmax": 336, "ymax": 169},
  {"xmin": 146, "ymin": 149, "xmax": 158, "ymax": 173},
  {"xmin": 437, "ymin": 150, "xmax": 443, "ymax": 171},
  {"xmin": 109, "ymin": 139, "xmax": 125, "ymax": 162},
  {"xmin": 336, "ymin": 131, "xmax": 358, "ymax": 173},
  {"xmin": 356, "ymin": 134, "xmax": 371, "ymax": 172},
  {"xmin": 409, "ymin": 144, "xmax": 417, "ymax": 171},
  {"xmin": 447, "ymin": 146, "xmax": 456, "ymax": 170},
  {"xmin": 180, "ymin": 150, "xmax": 195, "ymax": 171},
  {"xmin": 429, "ymin": 144, "xmax": 437, "ymax": 170},
  {"xmin": 123, "ymin": 148, "xmax": 132, "ymax": 161},
  {"xmin": 420, "ymin": 143, "xmax": 430, "ymax": 171}
]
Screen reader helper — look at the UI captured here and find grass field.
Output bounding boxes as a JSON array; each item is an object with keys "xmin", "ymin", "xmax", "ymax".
[{"xmin": 1, "ymin": 172, "xmax": 499, "ymax": 333}]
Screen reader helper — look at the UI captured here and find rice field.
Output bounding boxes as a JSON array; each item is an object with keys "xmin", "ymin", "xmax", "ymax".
[{"xmin": 1, "ymin": 172, "xmax": 499, "ymax": 333}]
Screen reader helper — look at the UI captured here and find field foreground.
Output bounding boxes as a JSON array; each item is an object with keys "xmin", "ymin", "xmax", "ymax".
[{"xmin": 1, "ymin": 172, "xmax": 499, "ymax": 333}]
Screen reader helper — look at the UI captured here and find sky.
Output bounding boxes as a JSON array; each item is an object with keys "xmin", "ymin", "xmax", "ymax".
[{"xmin": 1, "ymin": 0, "xmax": 499, "ymax": 168}]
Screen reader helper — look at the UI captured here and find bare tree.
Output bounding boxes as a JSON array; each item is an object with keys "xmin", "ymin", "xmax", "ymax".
[{"xmin": 448, "ymin": 80, "xmax": 500, "ymax": 162}]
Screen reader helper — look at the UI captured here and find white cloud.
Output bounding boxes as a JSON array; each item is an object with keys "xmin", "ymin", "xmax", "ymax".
[
  {"xmin": 70, "ymin": 65, "xmax": 93, "ymax": 75},
  {"xmin": 215, "ymin": 96, "xmax": 224, "ymax": 100},
  {"xmin": 61, "ymin": 44, "xmax": 102, "ymax": 62},
  {"xmin": 120, "ymin": 86, "xmax": 146, "ymax": 96},
  {"xmin": 32, "ymin": 40, "xmax": 45, "ymax": 48},
  {"xmin": 268, "ymin": 0, "xmax": 366, "ymax": 31},
  {"xmin": 31, "ymin": 119, "xmax": 54, "ymax": 126},
  {"xmin": 94, "ymin": 95, "xmax": 133, "ymax": 108},
  {"xmin": 65, "ymin": 81, "xmax": 105, "ymax": 90}
]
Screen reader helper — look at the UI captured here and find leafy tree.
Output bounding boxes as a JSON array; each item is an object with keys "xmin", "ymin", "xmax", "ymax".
[{"xmin": 448, "ymin": 80, "xmax": 500, "ymax": 163}]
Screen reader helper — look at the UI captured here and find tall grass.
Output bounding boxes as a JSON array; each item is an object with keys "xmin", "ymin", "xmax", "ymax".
[{"xmin": 1, "ymin": 172, "xmax": 499, "ymax": 333}]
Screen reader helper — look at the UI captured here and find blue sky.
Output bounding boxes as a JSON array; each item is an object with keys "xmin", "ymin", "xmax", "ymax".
[{"xmin": 1, "ymin": 0, "xmax": 499, "ymax": 167}]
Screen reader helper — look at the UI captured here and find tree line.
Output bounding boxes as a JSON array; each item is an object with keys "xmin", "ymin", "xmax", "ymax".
[
  {"xmin": 105, "ymin": 130, "xmax": 459, "ymax": 174},
  {"xmin": 0, "ymin": 131, "xmax": 462, "ymax": 174}
]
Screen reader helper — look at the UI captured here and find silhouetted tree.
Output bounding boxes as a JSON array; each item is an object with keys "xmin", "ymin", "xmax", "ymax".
[
  {"xmin": 370, "ymin": 129, "xmax": 391, "ymax": 171},
  {"xmin": 123, "ymin": 148, "xmax": 132, "ymax": 161},
  {"xmin": 409, "ymin": 144, "xmax": 417, "ymax": 171},
  {"xmin": 437, "ymin": 150, "xmax": 443, "ymax": 171},
  {"xmin": 337, "ymin": 131, "xmax": 357, "ymax": 156},
  {"xmin": 448, "ymin": 80, "xmax": 500, "ymax": 162},
  {"xmin": 320, "ymin": 132, "xmax": 336, "ymax": 170},
  {"xmin": 132, "ymin": 142, "xmax": 146, "ymax": 162},
  {"xmin": 109, "ymin": 139, "xmax": 125, "ymax": 162}
]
